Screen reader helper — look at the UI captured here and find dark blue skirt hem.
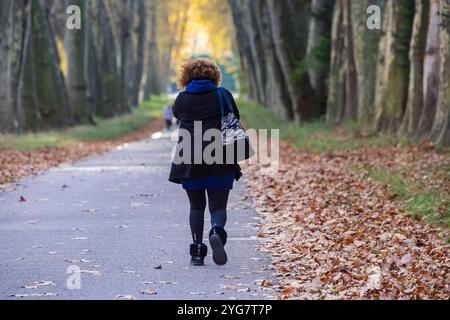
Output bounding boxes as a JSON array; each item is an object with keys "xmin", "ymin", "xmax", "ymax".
[{"xmin": 181, "ymin": 173, "xmax": 235, "ymax": 191}]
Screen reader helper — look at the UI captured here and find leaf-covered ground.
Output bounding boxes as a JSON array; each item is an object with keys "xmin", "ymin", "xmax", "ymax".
[
  {"xmin": 245, "ymin": 142, "xmax": 449, "ymax": 300},
  {"xmin": 0, "ymin": 119, "xmax": 163, "ymax": 187},
  {"xmin": 2, "ymin": 111, "xmax": 448, "ymax": 300}
]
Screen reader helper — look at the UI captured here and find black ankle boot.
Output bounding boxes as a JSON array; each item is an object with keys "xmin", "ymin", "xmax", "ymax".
[
  {"xmin": 209, "ymin": 227, "xmax": 228, "ymax": 266},
  {"xmin": 190, "ymin": 243, "xmax": 207, "ymax": 266}
]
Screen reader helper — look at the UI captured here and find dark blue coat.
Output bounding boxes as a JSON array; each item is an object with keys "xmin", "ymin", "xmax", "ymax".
[{"xmin": 168, "ymin": 88, "xmax": 242, "ymax": 184}]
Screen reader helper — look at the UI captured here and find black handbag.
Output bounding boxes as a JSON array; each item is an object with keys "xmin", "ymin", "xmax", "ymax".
[{"xmin": 217, "ymin": 88, "xmax": 255, "ymax": 163}]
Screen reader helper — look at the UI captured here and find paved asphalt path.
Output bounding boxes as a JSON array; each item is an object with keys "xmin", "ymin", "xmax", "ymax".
[{"xmin": 0, "ymin": 130, "xmax": 275, "ymax": 300}]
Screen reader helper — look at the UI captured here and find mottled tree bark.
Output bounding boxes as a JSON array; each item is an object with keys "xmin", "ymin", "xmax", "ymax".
[
  {"xmin": 267, "ymin": 0, "xmax": 318, "ymax": 122},
  {"xmin": 240, "ymin": 0, "xmax": 267, "ymax": 106},
  {"xmin": 46, "ymin": 0, "xmax": 66, "ymax": 40},
  {"xmin": 416, "ymin": 0, "xmax": 440, "ymax": 138},
  {"xmin": 20, "ymin": 0, "xmax": 71, "ymax": 130},
  {"xmin": 144, "ymin": 0, "xmax": 160, "ymax": 98},
  {"xmin": 342, "ymin": 0, "xmax": 358, "ymax": 121},
  {"xmin": 121, "ymin": 0, "xmax": 137, "ymax": 109},
  {"xmin": 400, "ymin": 0, "xmax": 429, "ymax": 136},
  {"xmin": 0, "ymin": 0, "xmax": 27, "ymax": 132},
  {"xmin": 430, "ymin": 0, "xmax": 450, "ymax": 147},
  {"xmin": 90, "ymin": 0, "xmax": 123, "ymax": 118},
  {"xmin": 250, "ymin": 0, "xmax": 292, "ymax": 118},
  {"xmin": 307, "ymin": 0, "xmax": 334, "ymax": 115},
  {"xmin": 374, "ymin": 0, "xmax": 415, "ymax": 133},
  {"xmin": 64, "ymin": 0, "xmax": 92, "ymax": 124},
  {"xmin": 228, "ymin": 0, "xmax": 260, "ymax": 102},
  {"xmin": 351, "ymin": 0, "xmax": 385, "ymax": 130},
  {"xmin": 327, "ymin": 0, "xmax": 346, "ymax": 123},
  {"xmin": 131, "ymin": 0, "xmax": 146, "ymax": 106}
]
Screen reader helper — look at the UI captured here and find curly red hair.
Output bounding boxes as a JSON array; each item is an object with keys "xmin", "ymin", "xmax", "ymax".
[{"xmin": 177, "ymin": 58, "xmax": 222, "ymax": 89}]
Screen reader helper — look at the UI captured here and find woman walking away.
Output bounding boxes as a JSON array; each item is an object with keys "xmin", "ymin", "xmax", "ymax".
[{"xmin": 169, "ymin": 58, "xmax": 243, "ymax": 266}]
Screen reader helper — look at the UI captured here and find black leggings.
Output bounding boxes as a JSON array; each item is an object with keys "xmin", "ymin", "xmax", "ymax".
[{"xmin": 186, "ymin": 190, "xmax": 230, "ymax": 244}]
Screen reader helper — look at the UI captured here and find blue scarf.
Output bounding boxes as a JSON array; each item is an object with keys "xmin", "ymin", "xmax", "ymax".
[{"xmin": 185, "ymin": 80, "xmax": 217, "ymax": 94}]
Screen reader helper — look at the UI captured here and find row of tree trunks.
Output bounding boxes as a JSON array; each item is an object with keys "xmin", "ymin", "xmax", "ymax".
[
  {"xmin": 142, "ymin": 0, "xmax": 190, "ymax": 99},
  {"xmin": 329, "ymin": 0, "xmax": 446, "ymax": 145},
  {"xmin": 229, "ymin": 0, "xmax": 324, "ymax": 122},
  {"xmin": 0, "ymin": 0, "xmax": 152, "ymax": 133},
  {"xmin": 231, "ymin": 0, "xmax": 449, "ymax": 147}
]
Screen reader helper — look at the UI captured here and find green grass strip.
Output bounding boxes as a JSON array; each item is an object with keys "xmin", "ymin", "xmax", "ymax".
[
  {"xmin": 0, "ymin": 96, "xmax": 169, "ymax": 152},
  {"xmin": 237, "ymin": 99, "xmax": 413, "ymax": 152},
  {"xmin": 364, "ymin": 165, "xmax": 450, "ymax": 228}
]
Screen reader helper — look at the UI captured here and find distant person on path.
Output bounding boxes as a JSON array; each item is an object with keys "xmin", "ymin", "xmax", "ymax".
[
  {"xmin": 169, "ymin": 58, "xmax": 242, "ymax": 266},
  {"xmin": 164, "ymin": 104, "xmax": 174, "ymax": 130}
]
